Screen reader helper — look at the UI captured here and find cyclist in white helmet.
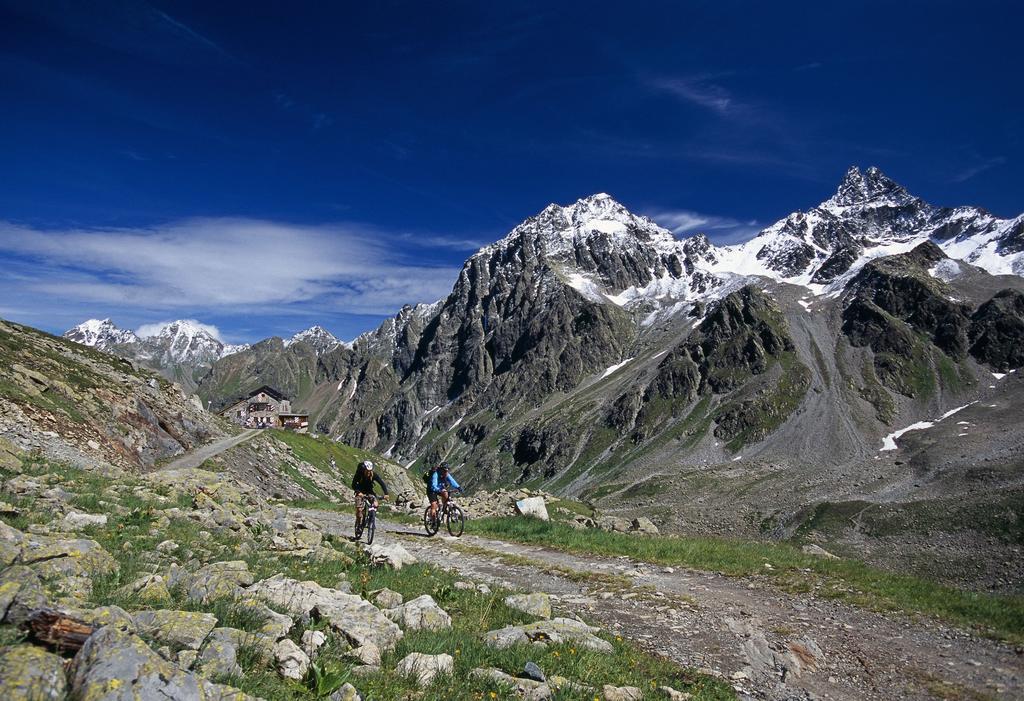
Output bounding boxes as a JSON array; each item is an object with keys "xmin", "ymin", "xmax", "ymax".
[{"xmin": 351, "ymin": 460, "xmax": 388, "ymax": 533}]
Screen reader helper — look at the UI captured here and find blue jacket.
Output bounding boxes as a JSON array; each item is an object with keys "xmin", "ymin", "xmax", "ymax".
[{"xmin": 430, "ymin": 471, "xmax": 460, "ymax": 494}]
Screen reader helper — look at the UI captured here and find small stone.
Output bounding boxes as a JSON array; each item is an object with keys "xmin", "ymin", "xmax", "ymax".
[
  {"xmin": 523, "ymin": 661, "xmax": 546, "ymax": 682},
  {"xmin": 395, "ymin": 652, "xmax": 453, "ymax": 687},
  {"xmin": 371, "ymin": 587, "xmax": 403, "ymax": 609},
  {"xmin": 629, "ymin": 517, "xmax": 659, "ymax": 535},
  {"xmin": 505, "ymin": 593, "xmax": 552, "ymax": 619},
  {"xmin": 801, "ymin": 544, "xmax": 839, "ymax": 559},
  {"xmin": 603, "ymin": 684, "xmax": 643, "ymax": 701},
  {"xmin": 301, "ymin": 629, "xmax": 327, "ymax": 659},
  {"xmin": 346, "ymin": 642, "xmax": 381, "ymax": 667},
  {"xmin": 273, "ymin": 638, "xmax": 310, "ymax": 681},
  {"xmin": 329, "ymin": 682, "xmax": 362, "ymax": 701},
  {"xmin": 658, "ymin": 685, "xmax": 692, "ymax": 700}
]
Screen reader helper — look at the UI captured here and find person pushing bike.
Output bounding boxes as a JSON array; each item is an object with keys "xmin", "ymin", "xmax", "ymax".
[
  {"xmin": 351, "ymin": 460, "xmax": 388, "ymax": 535},
  {"xmin": 428, "ymin": 461, "xmax": 461, "ymax": 522}
]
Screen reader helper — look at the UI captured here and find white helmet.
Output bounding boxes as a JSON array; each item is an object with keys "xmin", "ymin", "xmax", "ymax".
[{"xmin": 360, "ymin": 460, "xmax": 374, "ymax": 472}]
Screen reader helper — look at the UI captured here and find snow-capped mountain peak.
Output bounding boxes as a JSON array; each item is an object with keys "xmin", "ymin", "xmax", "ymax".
[
  {"xmin": 64, "ymin": 318, "xmax": 140, "ymax": 349},
  {"xmin": 285, "ymin": 325, "xmax": 346, "ymax": 354},
  {"xmin": 824, "ymin": 165, "xmax": 917, "ymax": 210}
]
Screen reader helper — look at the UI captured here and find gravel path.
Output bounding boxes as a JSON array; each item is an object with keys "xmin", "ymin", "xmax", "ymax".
[
  {"xmin": 156, "ymin": 429, "xmax": 260, "ymax": 471},
  {"xmin": 293, "ymin": 507, "xmax": 1023, "ymax": 701}
]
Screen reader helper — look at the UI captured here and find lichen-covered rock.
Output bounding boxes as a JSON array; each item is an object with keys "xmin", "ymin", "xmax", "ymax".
[
  {"xmin": 247, "ymin": 575, "xmax": 402, "ymax": 650},
  {"xmin": 0, "ymin": 565, "xmax": 47, "ymax": 625},
  {"xmin": 64, "ymin": 605, "xmax": 135, "ymax": 631},
  {"xmin": 370, "ymin": 588, "xmax": 403, "ymax": 609},
  {"xmin": 484, "ymin": 617, "xmax": 613, "ymax": 653},
  {"xmin": 118, "ymin": 574, "xmax": 171, "ymax": 604},
  {"xmin": 470, "ymin": 668, "xmax": 551, "ymax": 700},
  {"xmin": 177, "ymin": 561, "xmax": 254, "ymax": 603},
  {"xmin": 602, "ymin": 684, "xmax": 643, "ymax": 701},
  {"xmin": 68, "ymin": 625, "xmax": 261, "ymax": 701},
  {"xmin": 328, "ymin": 682, "xmax": 362, "ymax": 701},
  {"xmin": 395, "ymin": 652, "xmax": 453, "ymax": 687},
  {"xmin": 18, "ymin": 534, "xmax": 118, "ymax": 579},
  {"xmin": 0, "ymin": 644, "xmax": 68, "ymax": 700},
  {"xmin": 504, "ymin": 593, "xmax": 552, "ymax": 619},
  {"xmin": 196, "ymin": 627, "xmax": 246, "ymax": 678},
  {"xmin": 383, "ymin": 594, "xmax": 451, "ymax": 631},
  {"xmin": 60, "ymin": 512, "xmax": 108, "ymax": 530},
  {"xmin": 132, "ymin": 609, "xmax": 218, "ymax": 651}
]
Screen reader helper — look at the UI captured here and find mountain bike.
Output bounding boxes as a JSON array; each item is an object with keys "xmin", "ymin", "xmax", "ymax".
[
  {"xmin": 423, "ymin": 490, "xmax": 465, "ymax": 537},
  {"xmin": 354, "ymin": 494, "xmax": 379, "ymax": 544}
]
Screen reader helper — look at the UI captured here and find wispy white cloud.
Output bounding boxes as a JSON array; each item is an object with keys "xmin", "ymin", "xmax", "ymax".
[
  {"xmin": 951, "ymin": 156, "xmax": 1007, "ymax": 183},
  {"xmin": 647, "ymin": 76, "xmax": 734, "ymax": 115},
  {"xmin": 0, "ymin": 218, "xmax": 463, "ymax": 323},
  {"xmin": 644, "ymin": 208, "xmax": 762, "ymax": 244}
]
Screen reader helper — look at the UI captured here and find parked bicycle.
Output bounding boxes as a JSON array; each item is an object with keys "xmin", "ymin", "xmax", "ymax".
[
  {"xmin": 354, "ymin": 494, "xmax": 379, "ymax": 544},
  {"xmin": 423, "ymin": 490, "xmax": 465, "ymax": 537}
]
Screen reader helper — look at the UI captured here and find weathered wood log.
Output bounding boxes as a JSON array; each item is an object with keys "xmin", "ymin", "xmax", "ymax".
[{"xmin": 24, "ymin": 608, "xmax": 96, "ymax": 653}]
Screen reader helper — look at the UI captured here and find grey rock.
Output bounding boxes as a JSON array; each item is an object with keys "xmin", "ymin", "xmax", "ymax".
[
  {"xmin": 395, "ymin": 652, "xmax": 453, "ymax": 687},
  {"xmin": 523, "ymin": 661, "xmax": 546, "ymax": 682},
  {"xmin": 364, "ymin": 542, "xmax": 417, "ymax": 569},
  {"xmin": 68, "ymin": 625, "xmax": 260, "ymax": 701},
  {"xmin": 515, "ymin": 496, "xmax": 549, "ymax": 521},
  {"xmin": 370, "ymin": 587, "xmax": 403, "ymax": 609},
  {"xmin": 328, "ymin": 683, "xmax": 362, "ymax": 701},
  {"xmin": 273, "ymin": 638, "xmax": 309, "ymax": 681},
  {"xmin": 132, "ymin": 609, "xmax": 218, "ymax": 650},
  {"xmin": 484, "ymin": 617, "xmax": 613, "ymax": 653},
  {"xmin": 504, "ymin": 593, "xmax": 552, "ymax": 619},
  {"xmin": 0, "ymin": 565, "xmax": 47, "ymax": 625},
  {"xmin": 602, "ymin": 684, "xmax": 643, "ymax": 701},
  {"xmin": 247, "ymin": 574, "xmax": 402, "ymax": 651},
  {"xmin": 0, "ymin": 644, "xmax": 68, "ymax": 701},
  {"xmin": 383, "ymin": 594, "xmax": 451, "ymax": 631}
]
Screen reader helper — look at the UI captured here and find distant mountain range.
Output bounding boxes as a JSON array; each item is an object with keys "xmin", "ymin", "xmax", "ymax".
[
  {"xmin": 63, "ymin": 319, "xmax": 341, "ymax": 394},
  {"xmin": 54, "ymin": 166, "xmax": 1024, "ymax": 585}
]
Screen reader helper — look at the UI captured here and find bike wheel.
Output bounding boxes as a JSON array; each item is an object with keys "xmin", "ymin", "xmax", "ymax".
[
  {"xmin": 446, "ymin": 506, "xmax": 465, "ymax": 537},
  {"xmin": 365, "ymin": 512, "xmax": 376, "ymax": 544},
  {"xmin": 423, "ymin": 506, "xmax": 439, "ymax": 536}
]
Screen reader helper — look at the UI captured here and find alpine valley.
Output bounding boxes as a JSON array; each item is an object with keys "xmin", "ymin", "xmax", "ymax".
[{"xmin": 64, "ymin": 167, "xmax": 1024, "ymax": 589}]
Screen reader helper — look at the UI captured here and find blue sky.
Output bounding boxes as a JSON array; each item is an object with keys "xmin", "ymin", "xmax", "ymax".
[{"xmin": 0, "ymin": 0, "xmax": 1021, "ymax": 343}]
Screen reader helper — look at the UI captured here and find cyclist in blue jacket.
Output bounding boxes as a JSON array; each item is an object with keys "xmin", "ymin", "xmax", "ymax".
[{"xmin": 429, "ymin": 462, "xmax": 461, "ymax": 522}]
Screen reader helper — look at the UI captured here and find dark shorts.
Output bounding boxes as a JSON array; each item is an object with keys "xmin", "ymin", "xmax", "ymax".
[{"xmin": 428, "ymin": 491, "xmax": 442, "ymax": 503}]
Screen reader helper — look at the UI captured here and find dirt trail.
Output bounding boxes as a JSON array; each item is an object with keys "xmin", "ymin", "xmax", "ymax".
[
  {"xmin": 293, "ymin": 507, "xmax": 1022, "ymax": 701},
  {"xmin": 156, "ymin": 429, "xmax": 260, "ymax": 471}
]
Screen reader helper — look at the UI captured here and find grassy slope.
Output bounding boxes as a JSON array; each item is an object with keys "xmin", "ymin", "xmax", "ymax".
[
  {"xmin": 467, "ymin": 518, "xmax": 1024, "ymax": 645},
  {"xmin": 0, "ymin": 456, "xmax": 732, "ymax": 700}
]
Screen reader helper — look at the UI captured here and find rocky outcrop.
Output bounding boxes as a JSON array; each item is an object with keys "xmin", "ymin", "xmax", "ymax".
[
  {"xmin": 0, "ymin": 319, "xmax": 222, "ymax": 471},
  {"xmin": 968, "ymin": 289, "xmax": 1024, "ymax": 371}
]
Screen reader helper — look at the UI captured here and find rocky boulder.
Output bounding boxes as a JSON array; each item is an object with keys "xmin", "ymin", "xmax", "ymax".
[
  {"xmin": 0, "ymin": 644, "xmax": 68, "ymax": 701},
  {"xmin": 383, "ymin": 594, "xmax": 452, "ymax": 631},
  {"xmin": 395, "ymin": 652, "xmax": 453, "ymax": 687},
  {"xmin": 68, "ymin": 625, "xmax": 259, "ymax": 701},
  {"xmin": 504, "ymin": 593, "xmax": 552, "ymax": 619}
]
